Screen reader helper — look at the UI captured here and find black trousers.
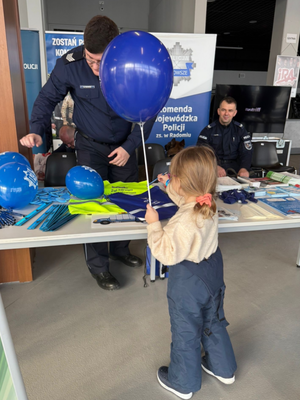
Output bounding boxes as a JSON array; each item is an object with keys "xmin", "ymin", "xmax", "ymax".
[{"xmin": 75, "ymin": 132, "xmax": 138, "ymax": 274}]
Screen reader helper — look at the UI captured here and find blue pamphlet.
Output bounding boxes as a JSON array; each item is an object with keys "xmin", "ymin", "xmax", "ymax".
[
  {"xmin": 244, "ymin": 186, "xmax": 267, "ymax": 197},
  {"xmin": 263, "ymin": 187, "xmax": 289, "ymax": 197},
  {"xmin": 259, "ymin": 197, "xmax": 300, "ymax": 218}
]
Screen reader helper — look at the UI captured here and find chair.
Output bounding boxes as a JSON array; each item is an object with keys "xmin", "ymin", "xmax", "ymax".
[
  {"xmin": 137, "ymin": 143, "xmax": 166, "ymax": 166},
  {"xmin": 44, "ymin": 152, "xmax": 77, "ymax": 187},
  {"xmin": 152, "ymin": 157, "xmax": 172, "ymax": 180},
  {"xmin": 137, "ymin": 143, "xmax": 166, "ymax": 181},
  {"xmin": 251, "ymin": 141, "xmax": 295, "ymax": 174}
]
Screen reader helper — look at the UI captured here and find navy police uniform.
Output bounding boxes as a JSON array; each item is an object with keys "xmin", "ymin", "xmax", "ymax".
[
  {"xmin": 30, "ymin": 46, "xmax": 156, "ymax": 274},
  {"xmin": 196, "ymin": 120, "xmax": 253, "ymax": 173},
  {"xmin": 167, "ymin": 248, "xmax": 237, "ymax": 393}
]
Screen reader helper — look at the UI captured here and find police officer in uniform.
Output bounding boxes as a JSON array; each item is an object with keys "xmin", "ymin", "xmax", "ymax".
[
  {"xmin": 20, "ymin": 15, "xmax": 156, "ymax": 291},
  {"xmin": 197, "ymin": 96, "xmax": 252, "ymax": 177}
]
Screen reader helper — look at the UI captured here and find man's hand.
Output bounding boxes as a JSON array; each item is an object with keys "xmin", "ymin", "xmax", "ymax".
[
  {"xmin": 238, "ymin": 168, "xmax": 250, "ymax": 178},
  {"xmin": 145, "ymin": 204, "xmax": 159, "ymax": 224},
  {"xmin": 20, "ymin": 134, "xmax": 43, "ymax": 148},
  {"xmin": 217, "ymin": 166, "xmax": 226, "ymax": 177},
  {"xmin": 108, "ymin": 146, "xmax": 130, "ymax": 167}
]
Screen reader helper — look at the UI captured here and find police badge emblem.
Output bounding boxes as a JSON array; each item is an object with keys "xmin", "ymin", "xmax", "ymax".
[{"xmin": 244, "ymin": 140, "xmax": 252, "ymax": 150}]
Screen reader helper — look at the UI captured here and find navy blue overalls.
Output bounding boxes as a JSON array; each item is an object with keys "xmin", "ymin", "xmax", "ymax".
[{"xmin": 167, "ymin": 247, "xmax": 237, "ymax": 393}]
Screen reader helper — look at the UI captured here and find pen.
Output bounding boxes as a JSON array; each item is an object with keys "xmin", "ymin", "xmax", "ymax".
[
  {"xmin": 8, "ymin": 211, "xmax": 26, "ymax": 218},
  {"xmin": 149, "ymin": 171, "xmax": 169, "ymax": 185}
]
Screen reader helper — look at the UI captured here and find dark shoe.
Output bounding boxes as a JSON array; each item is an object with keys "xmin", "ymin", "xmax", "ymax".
[
  {"xmin": 157, "ymin": 366, "xmax": 193, "ymax": 399},
  {"xmin": 91, "ymin": 272, "xmax": 120, "ymax": 290},
  {"xmin": 109, "ymin": 254, "xmax": 143, "ymax": 268},
  {"xmin": 201, "ymin": 356, "xmax": 235, "ymax": 384}
]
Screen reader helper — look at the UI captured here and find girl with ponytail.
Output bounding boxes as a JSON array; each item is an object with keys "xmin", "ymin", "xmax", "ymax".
[{"xmin": 145, "ymin": 145, "xmax": 236, "ymax": 399}]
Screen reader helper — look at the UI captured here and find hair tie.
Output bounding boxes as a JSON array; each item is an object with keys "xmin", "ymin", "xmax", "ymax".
[{"xmin": 196, "ymin": 193, "xmax": 212, "ymax": 207}]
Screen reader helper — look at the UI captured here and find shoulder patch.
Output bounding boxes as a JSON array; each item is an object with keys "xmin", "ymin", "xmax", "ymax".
[
  {"xmin": 66, "ymin": 53, "xmax": 76, "ymax": 62},
  {"xmin": 207, "ymin": 121, "xmax": 216, "ymax": 129},
  {"xmin": 244, "ymin": 141, "xmax": 252, "ymax": 151},
  {"xmin": 62, "ymin": 49, "xmax": 83, "ymax": 64},
  {"xmin": 233, "ymin": 120, "xmax": 243, "ymax": 128},
  {"xmin": 198, "ymin": 135, "xmax": 208, "ymax": 140},
  {"xmin": 243, "ymin": 134, "xmax": 251, "ymax": 140}
]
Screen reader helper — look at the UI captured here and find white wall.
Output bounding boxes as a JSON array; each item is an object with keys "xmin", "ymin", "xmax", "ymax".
[
  {"xmin": 18, "ymin": 0, "xmax": 29, "ymax": 27},
  {"xmin": 18, "ymin": 0, "xmax": 48, "ymax": 85},
  {"xmin": 44, "ymin": 0, "xmax": 150, "ymax": 32},
  {"xmin": 213, "ymin": 70, "xmax": 268, "ymax": 89},
  {"xmin": 149, "ymin": 0, "xmax": 196, "ymax": 33}
]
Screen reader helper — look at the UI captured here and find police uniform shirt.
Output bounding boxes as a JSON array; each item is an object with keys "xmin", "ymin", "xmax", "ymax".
[
  {"xmin": 196, "ymin": 120, "xmax": 253, "ymax": 170},
  {"xmin": 30, "ymin": 46, "xmax": 155, "ymax": 156}
]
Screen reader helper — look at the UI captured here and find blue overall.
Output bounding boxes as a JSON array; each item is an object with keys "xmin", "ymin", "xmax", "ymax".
[{"xmin": 167, "ymin": 247, "xmax": 237, "ymax": 393}]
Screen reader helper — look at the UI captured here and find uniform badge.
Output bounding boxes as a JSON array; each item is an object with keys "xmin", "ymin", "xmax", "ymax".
[
  {"xmin": 243, "ymin": 135, "xmax": 251, "ymax": 140},
  {"xmin": 66, "ymin": 53, "xmax": 75, "ymax": 62},
  {"xmin": 244, "ymin": 140, "xmax": 252, "ymax": 150}
]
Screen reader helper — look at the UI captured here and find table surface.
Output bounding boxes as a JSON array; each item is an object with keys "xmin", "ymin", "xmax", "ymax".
[{"xmin": 0, "ymin": 199, "xmax": 300, "ymax": 251}]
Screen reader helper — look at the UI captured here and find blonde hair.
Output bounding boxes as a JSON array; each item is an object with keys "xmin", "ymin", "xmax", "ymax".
[{"xmin": 169, "ymin": 146, "xmax": 218, "ymax": 219}]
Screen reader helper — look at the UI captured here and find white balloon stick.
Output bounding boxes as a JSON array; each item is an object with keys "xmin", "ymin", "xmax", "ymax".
[{"xmin": 138, "ymin": 122, "xmax": 152, "ymax": 206}]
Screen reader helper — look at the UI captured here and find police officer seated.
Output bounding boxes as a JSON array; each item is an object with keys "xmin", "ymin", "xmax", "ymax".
[{"xmin": 196, "ymin": 96, "xmax": 253, "ymax": 178}]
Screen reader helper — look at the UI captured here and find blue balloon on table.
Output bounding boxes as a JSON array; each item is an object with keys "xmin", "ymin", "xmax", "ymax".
[
  {"xmin": 100, "ymin": 31, "xmax": 173, "ymax": 123},
  {"xmin": 0, "ymin": 151, "xmax": 31, "ymax": 168},
  {"xmin": 0, "ymin": 162, "xmax": 38, "ymax": 209},
  {"xmin": 66, "ymin": 166, "xmax": 104, "ymax": 200}
]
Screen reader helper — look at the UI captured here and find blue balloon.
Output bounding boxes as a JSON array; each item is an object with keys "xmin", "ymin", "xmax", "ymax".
[
  {"xmin": 0, "ymin": 162, "xmax": 38, "ymax": 209},
  {"xmin": 100, "ymin": 31, "xmax": 173, "ymax": 123},
  {"xmin": 66, "ymin": 166, "xmax": 104, "ymax": 200},
  {"xmin": 0, "ymin": 151, "xmax": 31, "ymax": 168}
]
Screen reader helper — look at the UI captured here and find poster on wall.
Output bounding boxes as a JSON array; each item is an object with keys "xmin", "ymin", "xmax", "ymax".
[
  {"xmin": 44, "ymin": 31, "xmax": 216, "ymax": 147},
  {"xmin": 273, "ymin": 55, "xmax": 300, "ymax": 97}
]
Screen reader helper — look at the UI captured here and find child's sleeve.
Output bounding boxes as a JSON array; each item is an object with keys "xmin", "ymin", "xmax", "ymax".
[{"xmin": 147, "ymin": 218, "xmax": 192, "ymax": 266}]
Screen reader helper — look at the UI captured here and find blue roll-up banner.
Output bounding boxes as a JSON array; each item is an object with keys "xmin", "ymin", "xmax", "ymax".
[
  {"xmin": 44, "ymin": 31, "xmax": 216, "ymax": 148},
  {"xmin": 21, "ymin": 30, "xmax": 46, "ymax": 154},
  {"xmin": 45, "ymin": 32, "xmax": 84, "ymax": 75},
  {"xmin": 151, "ymin": 33, "xmax": 216, "ymax": 148}
]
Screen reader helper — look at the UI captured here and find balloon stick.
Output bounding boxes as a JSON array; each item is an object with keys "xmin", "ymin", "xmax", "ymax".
[{"xmin": 138, "ymin": 122, "xmax": 152, "ymax": 206}]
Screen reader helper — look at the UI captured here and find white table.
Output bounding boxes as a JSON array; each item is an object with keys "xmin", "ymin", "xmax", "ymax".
[{"xmin": 0, "ymin": 200, "xmax": 300, "ymax": 282}]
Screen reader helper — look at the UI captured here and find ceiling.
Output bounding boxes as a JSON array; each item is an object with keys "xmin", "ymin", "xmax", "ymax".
[{"xmin": 206, "ymin": 0, "xmax": 277, "ymax": 71}]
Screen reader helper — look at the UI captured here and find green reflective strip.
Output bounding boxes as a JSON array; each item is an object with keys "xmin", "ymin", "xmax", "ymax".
[
  {"xmin": 103, "ymin": 180, "xmax": 151, "ymax": 195},
  {"xmin": 68, "ymin": 200, "xmax": 126, "ymax": 215}
]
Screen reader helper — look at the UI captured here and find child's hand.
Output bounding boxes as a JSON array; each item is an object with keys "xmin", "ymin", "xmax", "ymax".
[
  {"xmin": 157, "ymin": 173, "xmax": 169, "ymax": 185},
  {"xmin": 145, "ymin": 204, "xmax": 159, "ymax": 224}
]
